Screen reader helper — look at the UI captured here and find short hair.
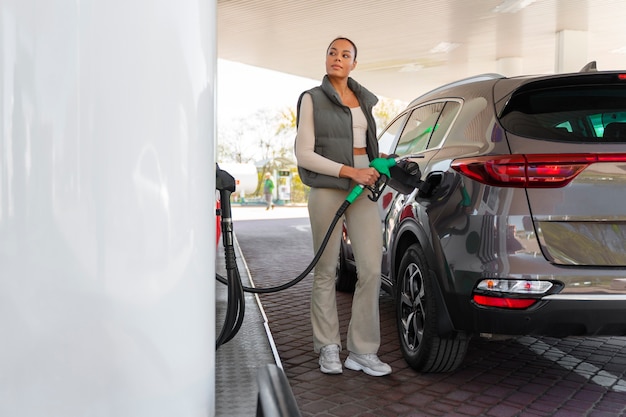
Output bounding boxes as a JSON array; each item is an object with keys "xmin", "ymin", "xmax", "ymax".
[{"xmin": 327, "ymin": 37, "xmax": 357, "ymax": 60}]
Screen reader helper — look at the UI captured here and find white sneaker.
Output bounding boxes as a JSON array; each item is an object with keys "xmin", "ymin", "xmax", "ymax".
[
  {"xmin": 319, "ymin": 345, "xmax": 342, "ymax": 374},
  {"xmin": 345, "ymin": 352, "xmax": 391, "ymax": 376}
]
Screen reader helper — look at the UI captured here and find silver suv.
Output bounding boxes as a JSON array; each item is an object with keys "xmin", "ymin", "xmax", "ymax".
[{"xmin": 338, "ymin": 66, "xmax": 626, "ymax": 372}]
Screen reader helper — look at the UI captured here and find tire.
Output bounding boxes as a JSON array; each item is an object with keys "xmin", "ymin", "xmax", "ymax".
[
  {"xmin": 336, "ymin": 244, "xmax": 357, "ymax": 293},
  {"xmin": 395, "ymin": 243, "xmax": 469, "ymax": 372}
]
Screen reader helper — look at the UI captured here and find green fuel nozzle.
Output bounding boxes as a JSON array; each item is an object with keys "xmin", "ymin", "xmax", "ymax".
[
  {"xmin": 345, "ymin": 185, "xmax": 365, "ymax": 204},
  {"xmin": 345, "ymin": 157, "xmax": 396, "ymax": 204},
  {"xmin": 370, "ymin": 157, "xmax": 396, "ymax": 178}
]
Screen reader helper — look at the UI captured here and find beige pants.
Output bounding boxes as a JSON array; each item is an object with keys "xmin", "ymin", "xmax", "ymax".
[{"xmin": 308, "ymin": 155, "xmax": 383, "ymax": 354}]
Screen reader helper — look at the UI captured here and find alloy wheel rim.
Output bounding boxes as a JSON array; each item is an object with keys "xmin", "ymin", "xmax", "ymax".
[{"xmin": 399, "ymin": 262, "xmax": 426, "ymax": 350}]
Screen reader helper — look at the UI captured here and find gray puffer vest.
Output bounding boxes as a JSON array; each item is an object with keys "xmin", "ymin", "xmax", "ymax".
[{"xmin": 296, "ymin": 75, "xmax": 379, "ymax": 190}]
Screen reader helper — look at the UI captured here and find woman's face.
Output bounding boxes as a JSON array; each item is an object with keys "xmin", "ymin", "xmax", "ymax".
[{"xmin": 326, "ymin": 39, "xmax": 357, "ymax": 78}]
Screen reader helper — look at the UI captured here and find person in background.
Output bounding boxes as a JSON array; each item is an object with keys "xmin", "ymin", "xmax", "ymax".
[
  {"xmin": 263, "ymin": 172, "xmax": 274, "ymax": 210},
  {"xmin": 294, "ymin": 37, "xmax": 391, "ymax": 377}
]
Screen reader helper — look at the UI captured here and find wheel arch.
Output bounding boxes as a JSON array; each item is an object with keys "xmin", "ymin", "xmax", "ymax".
[
  {"xmin": 392, "ymin": 222, "xmax": 457, "ymax": 337},
  {"xmin": 391, "ymin": 219, "xmax": 433, "ymax": 285}
]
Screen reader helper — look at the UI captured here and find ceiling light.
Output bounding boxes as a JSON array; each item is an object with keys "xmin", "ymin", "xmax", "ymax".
[
  {"xmin": 493, "ymin": 0, "xmax": 537, "ymax": 13},
  {"xmin": 430, "ymin": 42, "xmax": 460, "ymax": 54}
]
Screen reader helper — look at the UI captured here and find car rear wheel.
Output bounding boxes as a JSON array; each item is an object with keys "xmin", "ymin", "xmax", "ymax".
[
  {"xmin": 336, "ymin": 244, "xmax": 357, "ymax": 293},
  {"xmin": 396, "ymin": 243, "xmax": 469, "ymax": 372}
]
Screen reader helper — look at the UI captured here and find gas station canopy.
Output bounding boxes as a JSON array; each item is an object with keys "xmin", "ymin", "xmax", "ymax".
[{"xmin": 218, "ymin": 0, "xmax": 626, "ymax": 101}]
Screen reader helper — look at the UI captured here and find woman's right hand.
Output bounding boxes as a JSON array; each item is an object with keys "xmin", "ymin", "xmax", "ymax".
[{"xmin": 340, "ymin": 165, "xmax": 380, "ymax": 187}]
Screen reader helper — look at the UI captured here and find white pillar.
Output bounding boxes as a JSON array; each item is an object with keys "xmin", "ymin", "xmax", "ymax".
[
  {"xmin": 555, "ymin": 29, "xmax": 588, "ymax": 73},
  {"xmin": 0, "ymin": 0, "xmax": 217, "ymax": 416}
]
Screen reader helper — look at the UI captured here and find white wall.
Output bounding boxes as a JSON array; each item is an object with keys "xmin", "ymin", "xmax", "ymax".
[{"xmin": 0, "ymin": 0, "xmax": 216, "ymax": 416}]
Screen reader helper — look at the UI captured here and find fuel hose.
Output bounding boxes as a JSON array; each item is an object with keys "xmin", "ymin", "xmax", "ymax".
[{"xmin": 216, "ymin": 157, "xmax": 404, "ymax": 348}]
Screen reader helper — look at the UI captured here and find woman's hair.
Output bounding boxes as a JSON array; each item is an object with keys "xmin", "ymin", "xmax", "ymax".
[{"xmin": 327, "ymin": 37, "xmax": 357, "ymax": 60}]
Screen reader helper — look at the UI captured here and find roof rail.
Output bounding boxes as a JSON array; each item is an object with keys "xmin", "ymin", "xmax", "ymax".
[{"xmin": 408, "ymin": 73, "xmax": 505, "ymax": 106}]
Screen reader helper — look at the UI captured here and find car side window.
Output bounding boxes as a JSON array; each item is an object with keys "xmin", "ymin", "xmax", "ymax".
[
  {"xmin": 428, "ymin": 101, "xmax": 461, "ymax": 149},
  {"xmin": 394, "ymin": 102, "xmax": 444, "ymax": 156},
  {"xmin": 377, "ymin": 113, "xmax": 408, "ymax": 155}
]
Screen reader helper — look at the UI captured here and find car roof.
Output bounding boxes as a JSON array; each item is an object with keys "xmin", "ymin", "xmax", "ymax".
[
  {"xmin": 406, "ymin": 73, "xmax": 504, "ymax": 107},
  {"xmin": 405, "ymin": 62, "xmax": 626, "ymax": 109}
]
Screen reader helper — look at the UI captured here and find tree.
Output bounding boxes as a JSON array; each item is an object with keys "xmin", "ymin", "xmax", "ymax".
[
  {"xmin": 276, "ymin": 107, "xmax": 297, "ymax": 136},
  {"xmin": 373, "ymin": 97, "xmax": 407, "ymax": 131},
  {"xmin": 218, "ymin": 107, "xmax": 292, "ymax": 164}
]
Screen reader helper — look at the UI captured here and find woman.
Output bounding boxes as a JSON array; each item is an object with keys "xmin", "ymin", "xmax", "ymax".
[{"xmin": 294, "ymin": 37, "xmax": 391, "ymax": 377}]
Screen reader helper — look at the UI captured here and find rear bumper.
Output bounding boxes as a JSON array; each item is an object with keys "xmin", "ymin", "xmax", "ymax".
[{"xmin": 467, "ymin": 296, "xmax": 626, "ymax": 337}]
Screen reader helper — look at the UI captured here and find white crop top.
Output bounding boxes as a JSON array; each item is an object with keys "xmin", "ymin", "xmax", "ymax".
[{"xmin": 351, "ymin": 106, "xmax": 368, "ymax": 148}]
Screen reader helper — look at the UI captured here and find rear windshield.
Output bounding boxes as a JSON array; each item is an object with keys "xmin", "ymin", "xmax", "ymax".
[{"xmin": 499, "ymin": 83, "xmax": 626, "ymax": 142}]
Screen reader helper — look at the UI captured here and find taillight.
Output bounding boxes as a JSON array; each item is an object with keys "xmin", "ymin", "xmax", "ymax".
[
  {"xmin": 473, "ymin": 295, "xmax": 537, "ymax": 309},
  {"xmin": 451, "ymin": 153, "xmax": 626, "ymax": 188},
  {"xmin": 472, "ymin": 278, "xmax": 553, "ymax": 309}
]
